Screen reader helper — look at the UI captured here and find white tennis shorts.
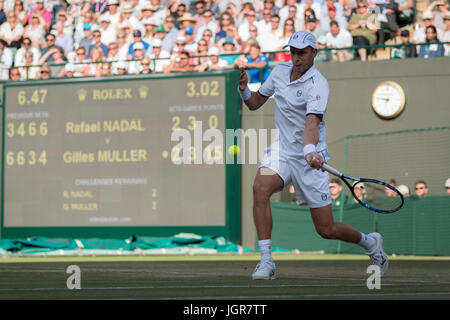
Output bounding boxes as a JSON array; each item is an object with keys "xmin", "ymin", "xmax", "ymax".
[{"xmin": 260, "ymin": 146, "xmax": 332, "ymax": 208}]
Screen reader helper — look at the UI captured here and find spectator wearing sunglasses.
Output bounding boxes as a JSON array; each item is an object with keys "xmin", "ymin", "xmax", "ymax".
[{"xmin": 14, "ymin": 37, "xmax": 40, "ymax": 66}]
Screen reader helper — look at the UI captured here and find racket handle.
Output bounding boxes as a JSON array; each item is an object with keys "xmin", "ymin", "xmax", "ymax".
[{"xmin": 322, "ymin": 163, "xmax": 343, "ymax": 177}]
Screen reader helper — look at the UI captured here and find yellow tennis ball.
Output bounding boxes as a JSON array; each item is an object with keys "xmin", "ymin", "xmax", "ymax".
[{"xmin": 228, "ymin": 145, "xmax": 240, "ymax": 157}]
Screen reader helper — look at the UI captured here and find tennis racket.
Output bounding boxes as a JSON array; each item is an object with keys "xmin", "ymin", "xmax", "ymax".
[{"xmin": 322, "ymin": 163, "xmax": 404, "ymax": 214}]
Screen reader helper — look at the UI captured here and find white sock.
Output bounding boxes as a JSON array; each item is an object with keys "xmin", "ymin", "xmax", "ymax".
[
  {"xmin": 358, "ymin": 232, "xmax": 376, "ymax": 251},
  {"xmin": 258, "ymin": 239, "xmax": 272, "ymax": 262}
]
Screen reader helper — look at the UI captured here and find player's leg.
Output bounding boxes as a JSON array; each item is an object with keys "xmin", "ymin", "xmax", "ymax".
[
  {"xmin": 310, "ymin": 206, "xmax": 389, "ymax": 276},
  {"xmin": 251, "ymin": 167, "xmax": 284, "ymax": 280}
]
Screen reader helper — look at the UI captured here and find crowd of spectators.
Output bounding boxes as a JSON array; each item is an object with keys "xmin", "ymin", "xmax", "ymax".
[{"xmin": 1, "ymin": 0, "xmax": 449, "ymax": 81}]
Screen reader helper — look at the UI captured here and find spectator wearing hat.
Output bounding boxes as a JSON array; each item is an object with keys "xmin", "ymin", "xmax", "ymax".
[
  {"xmin": 352, "ymin": 182, "xmax": 367, "ymax": 203},
  {"xmin": 142, "ymin": 17, "xmax": 157, "ymax": 46},
  {"xmin": 390, "ymin": 29, "xmax": 417, "ymax": 59},
  {"xmin": 169, "ymin": 1, "xmax": 187, "ymax": 29},
  {"xmin": 119, "ymin": 20, "xmax": 134, "ymax": 43},
  {"xmin": 154, "ymin": 25, "xmax": 171, "ymax": 52},
  {"xmin": 233, "ymin": 41, "xmax": 270, "ymax": 83},
  {"xmin": 442, "ymin": 11, "xmax": 450, "ymax": 56},
  {"xmin": 88, "ymin": 29, "xmax": 109, "ymax": 58},
  {"xmin": 120, "ymin": 3, "xmax": 144, "ymax": 34},
  {"xmin": 325, "ymin": 20, "xmax": 353, "ymax": 62},
  {"xmin": 138, "ymin": 2, "xmax": 157, "ymax": 25},
  {"xmin": 23, "ymin": 13, "xmax": 46, "ymax": 47},
  {"xmin": 177, "ymin": 12, "xmax": 197, "ymax": 37},
  {"xmin": 127, "ymin": 41, "xmax": 146, "ymax": 74},
  {"xmin": 445, "ymin": 178, "xmax": 450, "ymax": 195},
  {"xmin": 0, "ymin": 39, "xmax": 13, "ymax": 80},
  {"xmin": 164, "ymin": 50, "xmax": 194, "ymax": 73},
  {"xmin": 195, "ymin": 9, "xmax": 217, "ymax": 43},
  {"xmin": 98, "ymin": 15, "xmax": 117, "ymax": 45},
  {"xmin": 397, "ymin": 184, "xmax": 410, "ymax": 197},
  {"xmin": 149, "ymin": 38, "xmax": 170, "ymax": 73},
  {"xmin": 104, "ymin": 0, "xmax": 121, "ymax": 27},
  {"xmin": 115, "ymin": 60, "xmax": 128, "ymax": 75},
  {"xmin": 74, "ymin": 12, "xmax": 96, "ymax": 45},
  {"xmin": 0, "ymin": 11, "xmax": 23, "ymax": 49},
  {"xmin": 348, "ymin": 0, "xmax": 379, "ymax": 61},
  {"xmin": 220, "ymin": 36, "xmax": 239, "ymax": 66},
  {"xmin": 413, "ymin": 11, "xmax": 444, "ymax": 44},
  {"xmin": 27, "ymin": 0, "xmax": 52, "ymax": 31},
  {"xmin": 183, "ymin": 26, "xmax": 198, "ymax": 54},
  {"xmin": 196, "ymin": 46, "xmax": 228, "ymax": 71},
  {"xmin": 128, "ymin": 29, "xmax": 150, "ymax": 59},
  {"xmin": 315, "ymin": 35, "xmax": 332, "ymax": 63},
  {"xmin": 321, "ymin": 0, "xmax": 345, "ymax": 25},
  {"xmin": 305, "ymin": 14, "xmax": 325, "ymax": 40},
  {"xmin": 77, "ymin": 23, "xmax": 94, "ymax": 52},
  {"xmin": 321, "ymin": 4, "xmax": 347, "ymax": 34},
  {"xmin": 418, "ymin": 25, "xmax": 444, "ymax": 58},
  {"xmin": 57, "ymin": 62, "xmax": 75, "ymax": 78},
  {"xmin": 36, "ymin": 64, "xmax": 51, "ymax": 80}
]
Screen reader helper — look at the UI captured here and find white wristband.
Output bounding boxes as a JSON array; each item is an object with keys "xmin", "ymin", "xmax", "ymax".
[
  {"xmin": 303, "ymin": 144, "xmax": 316, "ymax": 157},
  {"xmin": 238, "ymin": 86, "xmax": 251, "ymax": 101}
]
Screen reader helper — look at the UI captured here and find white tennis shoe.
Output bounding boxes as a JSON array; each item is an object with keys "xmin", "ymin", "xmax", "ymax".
[
  {"xmin": 252, "ymin": 259, "xmax": 276, "ymax": 280},
  {"xmin": 367, "ymin": 232, "xmax": 389, "ymax": 277}
]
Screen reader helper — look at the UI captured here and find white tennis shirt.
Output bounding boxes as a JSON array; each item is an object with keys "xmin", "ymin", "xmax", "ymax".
[{"xmin": 258, "ymin": 62, "xmax": 330, "ymax": 159}]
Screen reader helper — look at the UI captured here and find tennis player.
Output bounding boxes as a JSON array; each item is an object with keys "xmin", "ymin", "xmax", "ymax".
[{"xmin": 238, "ymin": 30, "xmax": 388, "ymax": 280}]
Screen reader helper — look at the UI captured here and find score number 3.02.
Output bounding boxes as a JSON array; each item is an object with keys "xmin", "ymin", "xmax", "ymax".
[
  {"xmin": 17, "ymin": 89, "xmax": 48, "ymax": 105},
  {"xmin": 186, "ymin": 80, "xmax": 219, "ymax": 98}
]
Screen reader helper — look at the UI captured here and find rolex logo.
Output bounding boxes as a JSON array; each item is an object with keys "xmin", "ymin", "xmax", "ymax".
[
  {"xmin": 77, "ymin": 89, "xmax": 87, "ymax": 102},
  {"xmin": 138, "ymin": 86, "xmax": 149, "ymax": 99}
]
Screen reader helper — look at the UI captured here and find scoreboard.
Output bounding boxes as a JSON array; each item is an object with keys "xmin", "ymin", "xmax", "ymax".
[{"xmin": 1, "ymin": 71, "xmax": 241, "ymax": 241}]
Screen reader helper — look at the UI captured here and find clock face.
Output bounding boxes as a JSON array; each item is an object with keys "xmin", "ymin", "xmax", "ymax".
[{"xmin": 371, "ymin": 81, "xmax": 406, "ymax": 119}]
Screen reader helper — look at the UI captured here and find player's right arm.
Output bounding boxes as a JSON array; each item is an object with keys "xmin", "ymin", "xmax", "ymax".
[{"xmin": 238, "ymin": 67, "xmax": 269, "ymax": 111}]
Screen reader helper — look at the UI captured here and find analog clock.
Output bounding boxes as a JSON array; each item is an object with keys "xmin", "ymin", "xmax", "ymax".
[{"xmin": 371, "ymin": 81, "xmax": 406, "ymax": 119}]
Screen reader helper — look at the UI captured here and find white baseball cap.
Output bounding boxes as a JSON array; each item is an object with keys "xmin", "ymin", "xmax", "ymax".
[
  {"xmin": 283, "ymin": 30, "xmax": 317, "ymax": 50},
  {"xmin": 151, "ymin": 38, "xmax": 162, "ymax": 47},
  {"xmin": 208, "ymin": 47, "xmax": 220, "ymax": 56},
  {"xmin": 445, "ymin": 178, "xmax": 450, "ymax": 188},
  {"xmin": 397, "ymin": 184, "xmax": 410, "ymax": 196}
]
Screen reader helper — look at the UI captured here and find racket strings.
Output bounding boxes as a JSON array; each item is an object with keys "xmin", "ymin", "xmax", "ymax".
[{"xmin": 353, "ymin": 181, "xmax": 402, "ymax": 212}]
